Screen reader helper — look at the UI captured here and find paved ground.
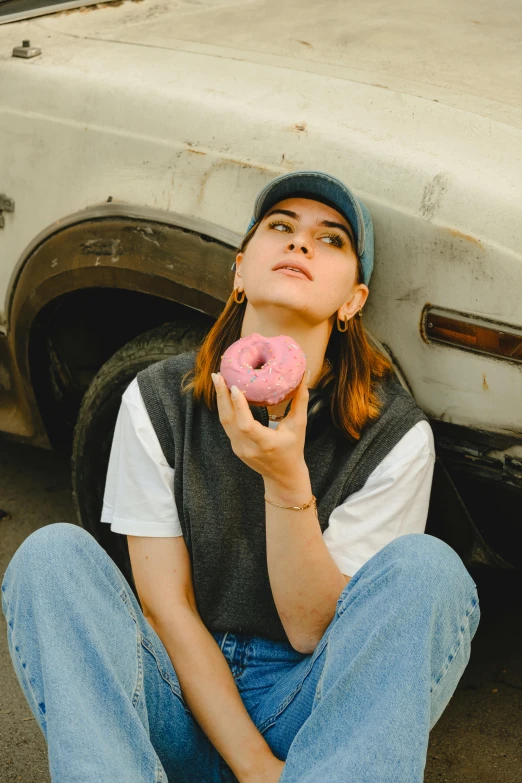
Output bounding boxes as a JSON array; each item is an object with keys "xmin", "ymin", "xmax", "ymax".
[{"xmin": 0, "ymin": 435, "xmax": 521, "ymax": 782}]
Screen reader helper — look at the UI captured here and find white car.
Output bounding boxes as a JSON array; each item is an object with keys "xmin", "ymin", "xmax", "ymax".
[{"xmin": 1, "ymin": 0, "xmax": 521, "ymax": 579}]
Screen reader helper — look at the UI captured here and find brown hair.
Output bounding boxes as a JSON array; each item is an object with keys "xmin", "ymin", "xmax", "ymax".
[{"xmin": 182, "ymin": 221, "xmax": 392, "ymax": 440}]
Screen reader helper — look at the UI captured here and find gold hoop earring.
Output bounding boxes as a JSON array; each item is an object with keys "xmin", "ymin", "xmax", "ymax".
[
  {"xmin": 337, "ymin": 315, "xmax": 348, "ymax": 333},
  {"xmin": 233, "ymin": 288, "xmax": 246, "ymax": 304}
]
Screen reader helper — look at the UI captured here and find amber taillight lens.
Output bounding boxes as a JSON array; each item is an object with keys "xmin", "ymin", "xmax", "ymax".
[{"xmin": 424, "ymin": 308, "xmax": 522, "ymax": 363}]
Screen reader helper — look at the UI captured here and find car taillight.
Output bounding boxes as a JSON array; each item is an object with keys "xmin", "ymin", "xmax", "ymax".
[{"xmin": 423, "ymin": 307, "xmax": 522, "ymax": 363}]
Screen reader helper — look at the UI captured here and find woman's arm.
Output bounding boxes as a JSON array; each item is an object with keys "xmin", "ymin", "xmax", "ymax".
[
  {"xmin": 128, "ymin": 535, "xmax": 285, "ymax": 783},
  {"xmin": 263, "ymin": 469, "xmax": 350, "ymax": 654}
]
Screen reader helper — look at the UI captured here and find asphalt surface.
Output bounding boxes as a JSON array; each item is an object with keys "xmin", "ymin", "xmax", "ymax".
[{"xmin": 1, "ymin": 435, "xmax": 521, "ymax": 782}]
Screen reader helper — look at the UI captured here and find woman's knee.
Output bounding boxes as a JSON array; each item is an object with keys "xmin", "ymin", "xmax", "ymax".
[
  {"xmin": 382, "ymin": 533, "xmax": 478, "ymax": 602},
  {"xmin": 2, "ymin": 523, "xmax": 99, "ymax": 591}
]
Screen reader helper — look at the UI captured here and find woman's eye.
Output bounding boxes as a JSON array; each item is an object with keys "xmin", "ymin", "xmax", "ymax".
[
  {"xmin": 267, "ymin": 221, "xmax": 345, "ymax": 248},
  {"xmin": 268, "ymin": 221, "xmax": 292, "ymax": 232},
  {"xmin": 322, "ymin": 233, "xmax": 345, "ymax": 248}
]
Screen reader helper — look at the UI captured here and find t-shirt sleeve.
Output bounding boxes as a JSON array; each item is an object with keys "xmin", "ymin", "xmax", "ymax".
[
  {"xmin": 322, "ymin": 420, "xmax": 435, "ymax": 578},
  {"xmin": 100, "ymin": 376, "xmax": 183, "ymax": 537}
]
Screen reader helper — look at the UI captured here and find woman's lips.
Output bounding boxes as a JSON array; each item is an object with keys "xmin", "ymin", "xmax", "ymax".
[{"xmin": 275, "ymin": 268, "xmax": 310, "ymax": 280}]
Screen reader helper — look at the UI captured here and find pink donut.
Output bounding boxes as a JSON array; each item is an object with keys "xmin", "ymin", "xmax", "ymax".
[{"xmin": 219, "ymin": 333, "xmax": 307, "ymax": 406}]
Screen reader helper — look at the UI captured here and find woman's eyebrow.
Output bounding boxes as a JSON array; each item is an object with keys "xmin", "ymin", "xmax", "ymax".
[{"xmin": 263, "ymin": 209, "xmax": 355, "ymax": 246}]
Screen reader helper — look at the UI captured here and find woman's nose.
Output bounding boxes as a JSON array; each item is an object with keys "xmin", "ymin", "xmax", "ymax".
[
  {"xmin": 288, "ymin": 242, "xmax": 309, "ymax": 253},
  {"xmin": 287, "ymin": 226, "xmax": 314, "ymax": 255}
]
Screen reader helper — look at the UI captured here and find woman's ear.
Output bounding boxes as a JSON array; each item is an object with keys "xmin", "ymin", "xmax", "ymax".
[
  {"xmin": 340, "ymin": 284, "xmax": 369, "ymax": 321},
  {"xmin": 234, "ymin": 253, "xmax": 243, "ymax": 287}
]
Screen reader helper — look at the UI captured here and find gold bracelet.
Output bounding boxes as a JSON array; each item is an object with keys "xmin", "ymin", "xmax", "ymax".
[{"xmin": 264, "ymin": 494, "xmax": 317, "ymax": 512}]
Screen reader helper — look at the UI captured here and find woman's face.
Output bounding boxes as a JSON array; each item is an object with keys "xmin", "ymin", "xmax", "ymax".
[{"xmin": 234, "ymin": 197, "xmax": 368, "ymax": 327}]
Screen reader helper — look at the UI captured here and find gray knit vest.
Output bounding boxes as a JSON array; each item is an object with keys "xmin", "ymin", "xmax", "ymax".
[{"xmin": 137, "ymin": 351, "xmax": 428, "ymax": 642}]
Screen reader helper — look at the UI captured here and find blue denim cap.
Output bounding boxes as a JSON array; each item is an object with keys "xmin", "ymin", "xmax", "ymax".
[{"xmin": 231, "ymin": 170, "xmax": 374, "ymax": 285}]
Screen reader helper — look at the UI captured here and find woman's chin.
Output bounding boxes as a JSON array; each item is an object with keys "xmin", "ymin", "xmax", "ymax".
[{"xmin": 250, "ymin": 292, "xmax": 313, "ymax": 313}]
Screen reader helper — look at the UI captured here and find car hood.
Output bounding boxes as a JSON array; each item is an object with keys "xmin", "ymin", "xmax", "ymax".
[{"xmin": 3, "ymin": 0, "xmax": 522, "ymax": 128}]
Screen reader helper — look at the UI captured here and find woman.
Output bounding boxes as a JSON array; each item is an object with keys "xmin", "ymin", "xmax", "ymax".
[{"xmin": 2, "ymin": 171, "xmax": 480, "ymax": 783}]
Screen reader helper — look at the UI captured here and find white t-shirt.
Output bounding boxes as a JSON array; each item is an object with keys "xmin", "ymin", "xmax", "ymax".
[{"xmin": 101, "ymin": 377, "xmax": 435, "ymax": 578}]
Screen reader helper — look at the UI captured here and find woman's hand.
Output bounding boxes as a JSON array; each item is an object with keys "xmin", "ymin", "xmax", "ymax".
[{"xmin": 211, "ymin": 370, "xmax": 309, "ymax": 486}]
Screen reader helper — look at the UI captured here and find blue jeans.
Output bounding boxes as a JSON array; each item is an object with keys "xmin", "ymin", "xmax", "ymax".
[{"xmin": 1, "ymin": 523, "xmax": 480, "ymax": 783}]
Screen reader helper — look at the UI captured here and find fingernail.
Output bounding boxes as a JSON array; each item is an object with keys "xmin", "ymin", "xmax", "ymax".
[
  {"xmin": 306, "ymin": 370, "xmax": 311, "ymax": 384},
  {"xmin": 211, "ymin": 373, "xmax": 218, "ymax": 385},
  {"xmin": 231, "ymin": 385, "xmax": 240, "ymax": 400}
]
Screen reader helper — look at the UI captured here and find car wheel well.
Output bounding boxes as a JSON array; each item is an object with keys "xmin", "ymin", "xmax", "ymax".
[{"xmin": 28, "ymin": 287, "xmax": 214, "ymax": 453}]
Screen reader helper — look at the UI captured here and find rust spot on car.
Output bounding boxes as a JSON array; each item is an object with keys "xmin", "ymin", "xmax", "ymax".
[
  {"xmin": 292, "ymin": 123, "xmax": 308, "ymax": 133},
  {"xmin": 482, "ymin": 373, "xmax": 489, "ymax": 391},
  {"xmin": 447, "ymin": 228, "xmax": 483, "ymax": 248}
]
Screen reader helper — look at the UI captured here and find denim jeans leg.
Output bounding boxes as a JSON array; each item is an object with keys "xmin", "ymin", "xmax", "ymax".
[
  {"xmin": 1, "ymin": 522, "xmax": 223, "ymax": 783},
  {"xmin": 259, "ymin": 533, "xmax": 480, "ymax": 783}
]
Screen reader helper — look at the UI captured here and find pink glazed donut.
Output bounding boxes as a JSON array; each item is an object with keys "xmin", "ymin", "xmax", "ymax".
[{"xmin": 219, "ymin": 333, "xmax": 307, "ymax": 406}]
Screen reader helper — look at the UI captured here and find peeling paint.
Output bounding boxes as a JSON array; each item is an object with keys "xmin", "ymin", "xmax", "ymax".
[
  {"xmin": 80, "ymin": 238, "xmax": 122, "ymax": 256},
  {"xmin": 131, "ymin": 226, "xmax": 161, "ymax": 246},
  {"xmin": 56, "ymin": 0, "xmax": 125, "ymax": 17}
]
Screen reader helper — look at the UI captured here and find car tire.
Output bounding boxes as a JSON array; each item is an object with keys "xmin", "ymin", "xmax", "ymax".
[{"xmin": 71, "ymin": 321, "xmax": 210, "ymax": 596}]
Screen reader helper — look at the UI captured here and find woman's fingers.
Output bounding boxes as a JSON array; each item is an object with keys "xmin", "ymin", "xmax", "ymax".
[
  {"xmin": 211, "ymin": 372, "xmax": 235, "ymax": 427},
  {"xmin": 230, "ymin": 385, "xmax": 263, "ymax": 436},
  {"xmin": 212, "ymin": 373, "xmax": 262, "ymax": 440}
]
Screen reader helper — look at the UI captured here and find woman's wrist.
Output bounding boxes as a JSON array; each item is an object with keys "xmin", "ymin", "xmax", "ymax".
[
  {"xmin": 263, "ymin": 465, "xmax": 312, "ymax": 506},
  {"xmin": 239, "ymin": 748, "xmax": 285, "ymax": 783}
]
